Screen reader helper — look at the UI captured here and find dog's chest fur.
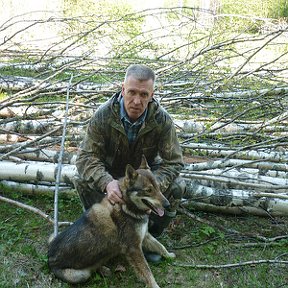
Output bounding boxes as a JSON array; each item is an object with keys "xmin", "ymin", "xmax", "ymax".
[
  {"xmin": 136, "ymin": 220, "xmax": 148, "ymax": 240},
  {"xmin": 110, "ymin": 205, "xmax": 149, "ymax": 243}
]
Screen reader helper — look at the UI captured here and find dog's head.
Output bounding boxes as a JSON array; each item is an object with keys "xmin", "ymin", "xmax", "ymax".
[{"xmin": 120, "ymin": 156, "xmax": 170, "ymax": 217}]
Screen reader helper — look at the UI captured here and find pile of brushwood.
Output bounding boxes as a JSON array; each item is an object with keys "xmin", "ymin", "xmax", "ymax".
[{"xmin": 0, "ymin": 7, "xmax": 287, "ymax": 218}]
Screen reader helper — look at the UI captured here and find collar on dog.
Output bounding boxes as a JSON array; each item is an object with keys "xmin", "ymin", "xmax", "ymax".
[{"xmin": 121, "ymin": 204, "xmax": 148, "ymax": 221}]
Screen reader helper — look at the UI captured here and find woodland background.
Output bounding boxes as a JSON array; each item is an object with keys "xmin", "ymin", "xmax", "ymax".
[{"xmin": 0, "ymin": 0, "xmax": 288, "ymax": 287}]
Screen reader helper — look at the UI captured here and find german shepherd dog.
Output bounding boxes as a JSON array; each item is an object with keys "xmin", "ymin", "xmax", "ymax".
[{"xmin": 48, "ymin": 156, "xmax": 175, "ymax": 288}]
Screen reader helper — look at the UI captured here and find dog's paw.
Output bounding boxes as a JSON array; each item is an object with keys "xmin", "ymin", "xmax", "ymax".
[
  {"xmin": 167, "ymin": 252, "xmax": 176, "ymax": 259},
  {"xmin": 98, "ymin": 266, "xmax": 111, "ymax": 277}
]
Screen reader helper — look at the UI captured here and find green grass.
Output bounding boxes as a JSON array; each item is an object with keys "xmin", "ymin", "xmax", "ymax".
[{"xmin": 0, "ymin": 190, "xmax": 288, "ymax": 287}]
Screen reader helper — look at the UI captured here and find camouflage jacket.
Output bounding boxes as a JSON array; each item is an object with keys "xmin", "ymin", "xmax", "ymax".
[{"xmin": 76, "ymin": 92, "xmax": 184, "ymax": 193}]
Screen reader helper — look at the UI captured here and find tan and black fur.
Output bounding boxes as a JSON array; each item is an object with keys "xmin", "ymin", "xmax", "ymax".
[{"xmin": 48, "ymin": 156, "xmax": 175, "ymax": 288}]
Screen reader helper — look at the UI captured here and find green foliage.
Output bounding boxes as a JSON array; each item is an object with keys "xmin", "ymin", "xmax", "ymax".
[
  {"xmin": 64, "ymin": 0, "xmax": 133, "ymax": 18},
  {"xmin": 264, "ymin": 0, "xmax": 288, "ymax": 18},
  {"xmin": 220, "ymin": 0, "xmax": 288, "ymax": 18},
  {"xmin": 218, "ymin": 0, "xmax": 288, "ymax": 33},
  {"xmin": 0, "ymin": 66, "xmax": 38, "ymax": 78},
  {"xmin": 63, "ymin": 0, "xmax": 144, "ymax": 59}
]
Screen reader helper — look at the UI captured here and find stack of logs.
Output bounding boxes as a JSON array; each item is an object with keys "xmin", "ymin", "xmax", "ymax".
[{"xmin": 0, "ymin": 80, "xmax": 288, "ymax": 217}]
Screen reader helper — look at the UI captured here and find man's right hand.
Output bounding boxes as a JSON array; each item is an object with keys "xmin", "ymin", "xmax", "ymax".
[{"xmin": 106, "ymin": 180, "xmax": 124, "ymax": 205}]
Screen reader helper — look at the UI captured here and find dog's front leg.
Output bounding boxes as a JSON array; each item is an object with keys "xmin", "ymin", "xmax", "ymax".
[
  {"xmin": 143, "ymin": 233, "xmax": 176, "ymax": 259},
  {"xmin": 126, "ymin": 248, "xmax": 160, "ymax": 288}
]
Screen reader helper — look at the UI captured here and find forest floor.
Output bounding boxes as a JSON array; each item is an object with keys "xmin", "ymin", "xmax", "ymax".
[{"xmin": 1, "ymin": 184, "xmax": 288, "ymax": 288}]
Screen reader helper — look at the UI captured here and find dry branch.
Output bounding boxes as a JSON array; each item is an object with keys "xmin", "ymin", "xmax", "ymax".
[{"xmin": 173, "ymin": 259, "xmax": 288, "ymax": 269}]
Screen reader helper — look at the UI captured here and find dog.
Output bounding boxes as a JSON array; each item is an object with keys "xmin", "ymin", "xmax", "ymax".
[{"xmin": 48, "ymin": 156, "xmax": 175, "ymax": 288}]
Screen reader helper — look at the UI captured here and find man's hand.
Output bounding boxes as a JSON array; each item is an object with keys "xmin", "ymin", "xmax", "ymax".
[{"xmin": 106, "ymin": 180, "xmax": 124, "ymax": 205}]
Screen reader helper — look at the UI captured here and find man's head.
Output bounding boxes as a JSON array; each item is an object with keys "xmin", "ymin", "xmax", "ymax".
[{"xmin": 122, "ymin": 64, "xmax": 155, "ymax": 122}]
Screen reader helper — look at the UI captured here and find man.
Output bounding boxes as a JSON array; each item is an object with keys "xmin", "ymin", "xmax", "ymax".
[{"xmin": 75, "ymin": 64, "xmax": 186, "ymax": 241}]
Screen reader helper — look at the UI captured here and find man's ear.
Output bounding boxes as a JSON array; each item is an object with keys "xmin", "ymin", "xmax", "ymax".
[
  {"xmin": 139, "ymin": 155, "xmax": 150, "ymax": 170},
  {"xmin": 125, "ymin": 164, "xmax": 138, "ymax": 180}
]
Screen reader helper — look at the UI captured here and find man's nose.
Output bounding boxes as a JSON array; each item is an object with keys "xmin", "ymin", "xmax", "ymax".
[{"xmin": 133, "ymin": 95, "xmax": 141, "ymax": 105}]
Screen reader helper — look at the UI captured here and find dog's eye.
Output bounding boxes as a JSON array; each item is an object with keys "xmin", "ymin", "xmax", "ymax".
[{"xmin": 143, "ymin": 188, "xmax": 152, "ymax": 194}]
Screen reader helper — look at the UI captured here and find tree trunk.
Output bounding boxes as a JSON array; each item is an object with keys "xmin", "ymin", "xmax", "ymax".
[
  {"xmin": 184, "ymin": 180, "xmax": 288, "ymax": 216},
  {"xmin": 0, "ymin": 160, "xmax": 77, "ymax": 184}
]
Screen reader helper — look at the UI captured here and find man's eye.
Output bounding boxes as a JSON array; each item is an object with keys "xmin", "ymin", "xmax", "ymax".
[{"xmin": 127, "ymin": 90, "xmax": 135, "ymax": 96}]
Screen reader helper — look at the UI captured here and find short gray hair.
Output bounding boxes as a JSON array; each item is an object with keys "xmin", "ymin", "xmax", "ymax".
[{"xmin": 124, "ymin": 64, "xmax": 156, "ymax": 83}]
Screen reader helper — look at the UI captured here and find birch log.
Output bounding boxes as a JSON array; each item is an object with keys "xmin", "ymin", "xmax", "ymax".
[
  {"xmin": 1, "ymin": 119, "xmax": 60, "ymax": 135},
  {"xmin": 0, "ymin": 133, "xmax": 29, "ymax": 143},
  {"xmin": 0, "ymin": 106, "xmax": 53, "ymax": 118},
  {"xmin": 7, "ymin": 148, "xmax": 78, "ymax": 164},
  {"xmin": 0, "ymin": 180, "xmax": 72, "ymax": 195},
  {"xmin": 181, "ymin": 168, "xmax": 288, "ymax": 190},
  {"xmin": 183, "ymin": 181, "xmax": 288, "ymax": 216},
  {"xmin": 174, "ymin": 119, "xmax": 287, "ymax": 134},
  {"xmin": 181, "ymin": 143, "xmax": 288, "ymax": 162},
  {"xmin": 185, "ymin": 158, "xmax": 288, "ymax": 172},
  {"xmin": 0, "ymin": 75, "xmax": 116, "ymax": 93},
  {"xmin": 0, "ymin": 146, "xmax": 77, "ymax": 164},
  {"xmin": 0, "ymin": 160, "xmax": 77, "ymax": 184}
]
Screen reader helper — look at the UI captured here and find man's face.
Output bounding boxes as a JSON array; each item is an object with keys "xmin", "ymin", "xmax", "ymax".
[{"xmin": 122, "ymin": 76, "xmax": 154, "ymax": 122}]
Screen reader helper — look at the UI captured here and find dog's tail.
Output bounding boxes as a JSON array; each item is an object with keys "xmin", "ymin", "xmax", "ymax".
[{"xmin": 51, "ymin": 267, "xmax": 91, "ymax": 284}]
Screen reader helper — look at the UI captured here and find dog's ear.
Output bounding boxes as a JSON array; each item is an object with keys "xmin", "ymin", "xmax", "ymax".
[
  {"xmin": 125, "ymin": 164, "xmax": 138, "ymax": 180},
  {"xmin": 139, "ymin": 155, "xmax": 150, "ymax": 170}
]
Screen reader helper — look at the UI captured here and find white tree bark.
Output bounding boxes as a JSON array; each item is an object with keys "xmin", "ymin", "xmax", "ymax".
[
  {"xmin": 173, "ymin": 117, "xmax": 288, "ymax": 134},
  {"xmin": 0, "ymin": 160, "xmax": 77, "ymax": 184},
  {"xmin": 1, "ymin": 119, "xmax": 59, "ymax": 135},
  {"xmin": 181, "ymin": 143, "xmax": 288, "ymax": 162},
  {"xmin": 0, "ymin": 75, "xmax": 115, "ymax": 93},
  {"xmin": 182, "ymin": 168, "xmax": 288, "ymax": 190},
  {"xmin": 185, "ymin": 158, "xmax": 288, "ymax": 172},
  {"xmin": 184, "ymin": 181, "xmax": 288, "ymax": 216},
  {"xmin": 12, "ymin": 148, "xmax": 77, "ymax": 164},
  {"xmin": 0, "ymin": 180, "xmax": 72, "ymax": 194}
]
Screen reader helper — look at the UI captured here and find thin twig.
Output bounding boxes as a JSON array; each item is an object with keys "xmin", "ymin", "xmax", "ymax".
[
  {"xmin": 173, "ymin": 259, "xmax": 288, "ymax": 269},
  {"xmin": 0, "ymin": 126, "xmax": 62, "ymax": 160},
  {"xmin": 54, "ymin": 73, "xmax": 73, "ymax": 237}
]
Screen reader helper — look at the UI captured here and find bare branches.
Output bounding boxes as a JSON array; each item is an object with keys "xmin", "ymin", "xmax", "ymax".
[
  {"xmin": 0, "ymin": 8, "xmax": 287, "ymax": 217},
  {"xmin": 0, "ymin": 195, "xmax": 72, "ymax": 227}
]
